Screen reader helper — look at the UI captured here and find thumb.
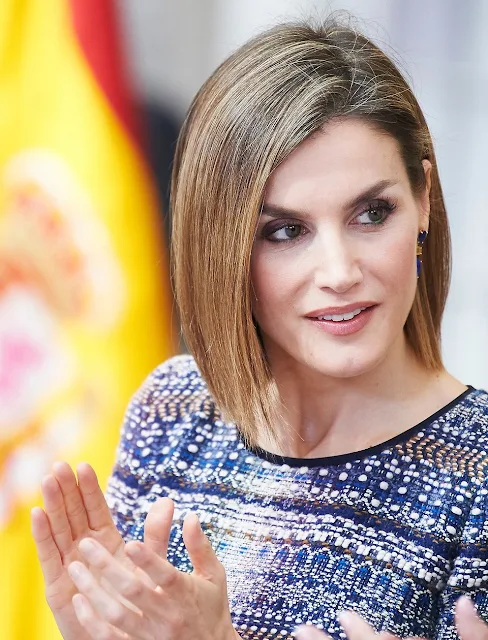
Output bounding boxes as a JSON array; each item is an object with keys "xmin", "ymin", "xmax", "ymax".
[
  {"xmin": 456, "ymin": 596, "xmax": 488, "ymax": 640},
  {"xmin": 182, "ymin": 512, "xmax": 224, "ymax": 581},
  {"xmin": 143, "ymin": 497, "xmax": 174, "ymax": 557}
]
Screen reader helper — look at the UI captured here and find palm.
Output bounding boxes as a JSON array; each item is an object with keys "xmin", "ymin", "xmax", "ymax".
[{"xmin": 48, "ymin": 516, "xmax": 125, "ymax": 612}]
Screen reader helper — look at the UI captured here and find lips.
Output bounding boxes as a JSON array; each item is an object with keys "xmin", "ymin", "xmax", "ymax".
[
  {"xmin": 306, "ymin": 302, "xmax": 377, "ymax": 319},
  {"xmin": 306, "ymin": 304, "xmax": 377, "ymax": 336}
]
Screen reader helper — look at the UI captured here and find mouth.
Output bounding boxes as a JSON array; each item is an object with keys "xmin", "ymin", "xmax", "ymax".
[
  {"xmin": 306, "ymin": 304, "xmax": 377, "ymax": 335},
  {"xmin": 315, "ymin": 306, "xmax": 368, "ymax": 322}
]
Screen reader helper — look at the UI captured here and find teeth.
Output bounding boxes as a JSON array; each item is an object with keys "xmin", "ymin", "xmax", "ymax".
[{"xmin": 318, "ymin": 307, "xmax": 366, "ymax": 322}]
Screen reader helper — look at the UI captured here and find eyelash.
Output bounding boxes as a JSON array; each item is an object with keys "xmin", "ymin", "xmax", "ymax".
[{"xmin": 262, "ymin": 199, "xmax": 397, "ymax": 243}]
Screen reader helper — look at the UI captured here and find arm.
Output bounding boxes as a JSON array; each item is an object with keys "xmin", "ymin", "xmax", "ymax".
[{"xmin": 31, "ymin": 359, "xmax": 180, "ymax": 639}]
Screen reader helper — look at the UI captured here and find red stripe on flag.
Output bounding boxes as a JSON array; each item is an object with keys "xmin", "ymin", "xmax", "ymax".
[{"xmin": 69, "ymin": 0, "xmax": 141, "ymax": 144}]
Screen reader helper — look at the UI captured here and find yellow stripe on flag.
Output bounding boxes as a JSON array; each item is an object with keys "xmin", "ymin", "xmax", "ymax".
[{"xmin": 0, "ymin": 1, "xmax": 175, "ymax": 638}]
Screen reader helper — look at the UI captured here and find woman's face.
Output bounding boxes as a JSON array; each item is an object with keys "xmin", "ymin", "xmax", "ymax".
[{"xmin": 251, "ymin": 118, "xmax": 431, "ymax": 380}]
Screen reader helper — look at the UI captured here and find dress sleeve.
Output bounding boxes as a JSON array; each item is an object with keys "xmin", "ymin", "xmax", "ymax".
[
  {"xmin": 105, "ymin": 356, "xmax": 193, "ymax": 541},
  {"xmin": 434, "ymin": 478, "xmax": 488, "ymax": 639}
]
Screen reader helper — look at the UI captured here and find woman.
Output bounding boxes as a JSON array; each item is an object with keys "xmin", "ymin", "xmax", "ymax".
[{"xmin": 32, "ymin": 17, "xmax": 488, "ymax": 640}]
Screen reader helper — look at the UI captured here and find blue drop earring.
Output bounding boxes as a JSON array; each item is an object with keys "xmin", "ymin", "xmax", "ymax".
[{"xmin": 416, "ymin": 230, "xmax": 428, "ymax": 278}]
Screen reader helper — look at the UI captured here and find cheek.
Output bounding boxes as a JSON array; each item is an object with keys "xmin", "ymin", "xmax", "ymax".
[
  {"xmin": 378, "ymin": 233, "xmax": 417, "ymax": 291},
  {"xmin": 250, "ymin": 250, "xmax": 300, "ymax": 317}
]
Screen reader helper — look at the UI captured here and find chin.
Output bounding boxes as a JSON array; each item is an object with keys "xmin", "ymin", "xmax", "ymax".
[{"xmin": 303, "ymin": 347, "xmax": 388, "ymax": 380}]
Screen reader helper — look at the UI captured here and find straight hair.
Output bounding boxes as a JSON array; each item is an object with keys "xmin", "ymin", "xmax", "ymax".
[{"xmin": 171, "ymin": 18, "xmax": 451, "ymax": 447}]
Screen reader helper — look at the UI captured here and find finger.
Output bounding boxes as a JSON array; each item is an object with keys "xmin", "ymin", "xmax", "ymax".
[
  {"xmin": 456, "ymin": 596, "xmax": 488, "ymax": 640},
  {"xmin": 77, "ymin": 463, "xmax": 116, "ymax": 532},
  {"xmin": 41, "ymin": 473, "xmax": 74, "ymax": 555},
  {"xmin": 31, "ymin": 506, "xmax": 64, "ymax": 585},
  {"xmin": 125, "ymin": 540, "xmax": 181, "ymax": 592},
  {"xmin": 143, "ymin": 497, "xmax": 174, "ymax": 557},
  {"xmin": 52, "ymin": 461, "xmax": 90, "ymax": 539},
  {"xmin": 72, "ymin": 593, "xmax": 129, "ymax": 640},
  {"xmin": 338, "ymin": 611, "xmax": 378, "ymax": 639},
  {"xmin": 295, "ymin": 625, "xmax": 332, "ymax": 639},
  {"xmin": 69, "ymin": 562, "xmax": 146, "ymax": 639},
  {"xmin": 79, "ymin": 539, "xmax": 161, "ymax": 617},
  {"xmin": 182, "ymin": 512, "xmax": 223, "ymax": 581}
]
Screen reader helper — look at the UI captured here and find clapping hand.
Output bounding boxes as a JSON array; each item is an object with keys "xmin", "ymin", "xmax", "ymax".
[
  {"xmin": 32, "ymin": 462, "xmax": 239, "ymax": 640},
  {"xmin": 31, "ymin": 462, "xmax": 175, "ymax": 640},
  {"xmin": 68, "ymin": 510, "xmax": 239, "ymax": 640},
  {"xmin": 295, "ymin": 597, "xmax": 488, "ymax": 640}
]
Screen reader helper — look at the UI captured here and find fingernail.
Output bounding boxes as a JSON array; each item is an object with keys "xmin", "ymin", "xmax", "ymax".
[
  {"xmin": 190, "ymin": 512, "xmax": 203, "ymax": 529},
  {"xmin": 338, "ymin": 610, "xmax": 354, "ymax": 629},
  {"xmin": 68, "ymin": 562, "xmax": 84, "ymax": 580},
  {"xmin": 72, "ymin": 594, "xmax": 88, "ymax": 617},
  {"xmin": 79, "ymin": 538, "xmax": 98, "ymax": 557}
]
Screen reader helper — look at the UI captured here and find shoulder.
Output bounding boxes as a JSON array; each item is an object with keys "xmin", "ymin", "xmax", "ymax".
[
  {"xmin": 449, "ymin": 387, "xmax": 488, "ymax": 441},
  {"xmin": 436, "ymin": 387, "xmax": 488, "ymax": 481},
  {"xmin": 119, "ymin": 354, "xmax": 217, "ymax": 452},
  {"xmin": 129, "ymin": 354, "xmax": 213, "ymax": 420},
  {"xmin": 397, "ymin": 387, "xmax": 488, "ymax": 486}
]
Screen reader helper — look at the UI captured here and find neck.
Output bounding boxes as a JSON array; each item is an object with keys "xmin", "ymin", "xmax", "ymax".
[{"xmin": 257, "ymin": 334, "xmax": 462, "ymax": 459}]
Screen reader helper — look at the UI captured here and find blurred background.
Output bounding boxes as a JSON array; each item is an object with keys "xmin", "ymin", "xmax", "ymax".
[{"xmin": 1, "ymin": 0, "xmax": 486, "ymax": 637}]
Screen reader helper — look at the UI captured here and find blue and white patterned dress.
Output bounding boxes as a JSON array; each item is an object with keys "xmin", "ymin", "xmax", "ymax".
[{"xmin": 106, "ymin": 355, "xmax": 488, "ymax": 640}]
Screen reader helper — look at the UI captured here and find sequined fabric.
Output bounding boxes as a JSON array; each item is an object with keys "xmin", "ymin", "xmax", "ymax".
[{"xmin": 106, "ymin": 355, "xmax": 488, "ymax": 639}]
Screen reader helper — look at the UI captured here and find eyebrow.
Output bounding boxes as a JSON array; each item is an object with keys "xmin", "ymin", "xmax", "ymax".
[{"xmin": 261, "ymin": 179, "xmax": 399, "ymax": 219}]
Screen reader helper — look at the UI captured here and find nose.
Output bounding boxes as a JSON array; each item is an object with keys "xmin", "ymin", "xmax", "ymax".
[{"xmin": 310, "ymin": 230, "xmax": 363, "ymax": 293}]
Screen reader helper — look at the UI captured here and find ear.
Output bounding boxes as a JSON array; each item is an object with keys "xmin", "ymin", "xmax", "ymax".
[{"xmin": 419, "ymin": 159, "xmax": 432, "ymax": 232}]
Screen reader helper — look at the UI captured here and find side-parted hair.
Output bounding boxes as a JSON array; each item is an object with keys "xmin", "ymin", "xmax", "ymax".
[{"xmin": 171, "ymin": 18, "xmax": 451, "ymax": 447}]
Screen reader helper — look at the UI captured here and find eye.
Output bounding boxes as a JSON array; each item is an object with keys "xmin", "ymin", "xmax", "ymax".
[
  {"xmin": 355, "ymin": 200, "xmax": 396, "ymax": 226},
  {"xmin": 264, "ymin": 223, "xmax": 305, "ymax": 242}
]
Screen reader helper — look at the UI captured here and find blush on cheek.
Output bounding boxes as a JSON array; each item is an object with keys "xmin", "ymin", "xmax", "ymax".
[
  {"xmin": 381, "ymin": 236, "xmax": 418, "ymax": 310},
  {"xmin": 383, "ymin": 234, "xmax": 416, "ymax": 275},
  {"xmin": 251, "ymin": 256, "xmax": 295, "ymax": 305}
]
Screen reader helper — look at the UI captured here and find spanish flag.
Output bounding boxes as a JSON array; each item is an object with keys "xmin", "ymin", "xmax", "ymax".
[{"xmin": 0, "ymin": 1, "xmax": 175, "ymax": 637}]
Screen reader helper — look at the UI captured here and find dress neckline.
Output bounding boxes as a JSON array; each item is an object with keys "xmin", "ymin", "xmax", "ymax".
[{"xmin": 241, "ymin": 385, "xmax": 475, "ymax": 468}]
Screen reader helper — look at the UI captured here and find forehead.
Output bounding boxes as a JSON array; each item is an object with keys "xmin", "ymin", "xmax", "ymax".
[{"xmin": 264, "ymin": 119, "xmax": 408, "ymax": 205}]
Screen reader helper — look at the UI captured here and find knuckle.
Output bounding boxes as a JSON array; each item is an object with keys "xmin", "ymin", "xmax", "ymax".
[
  {"xmin": 120, "ymin": 578, "xmax": 145, "ymax": 601},
  {"xmin": 95, "ymin": 625, "xmax": 115, "ymax": 640},
  {"xmin": 215, "ymin": 559, "xmax": 226, "ymax": 577},
  {"xmin": 39, "ymin": 544, "xmax": 59, "ymax": 564},
  {"xmin": 80, "ymin": 612, "xmax": 115, "ymax": 640},
  {"xmin": 162, "ymin": 569, "xmax": 179, "ymax": 589},
  {"xmin": 67, "ymin": 501, "xmax": 86, "ymax": 519},
  {"xmin": 169, "ymin": 610, "xmax": 186, "ymax": 633},
  {"xmin": 104, "ymin": 602, "xmax": 126, "ymax": 626}
]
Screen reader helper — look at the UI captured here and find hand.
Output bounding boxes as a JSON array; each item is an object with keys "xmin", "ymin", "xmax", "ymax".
[
  {"xmin": 66, "ymin": 509, "xmax": 239, "ymax": 640},
  {"xmin": 31, "ymin": 462, "xmax": 174, "ymax": 640},
  {"xmin": 456, "ymin": 596, "xmax": 488, "ymax": 640},
  {"xmin": 295, "ymin": 597, "xmax": 488, "ymax": 640},
  {"xmin": 295, "ymin": 613, "xmax": 397, "ymax": 640}
]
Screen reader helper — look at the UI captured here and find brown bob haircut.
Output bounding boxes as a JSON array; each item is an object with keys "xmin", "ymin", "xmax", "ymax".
[{"xmin": 171, "ymin": 18, "xmax": 451, "ymax": 448}]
